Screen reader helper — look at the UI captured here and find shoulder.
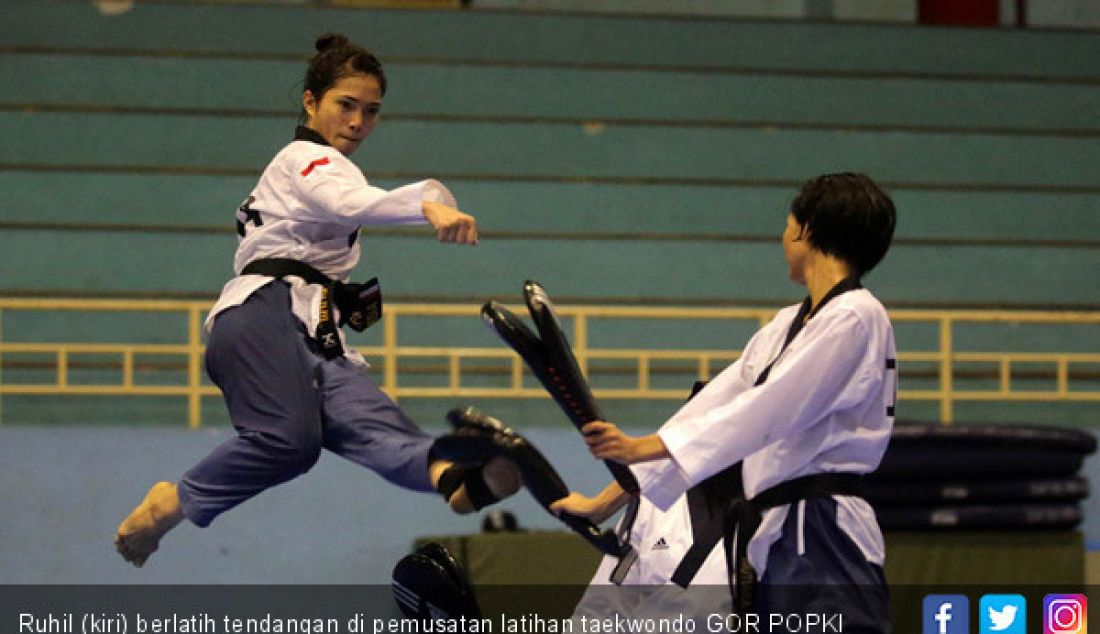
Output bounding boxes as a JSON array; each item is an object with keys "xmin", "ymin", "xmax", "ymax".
[
  {"xmin": 742, "ymin": 302, "xmax": 802, "ymax": 354},
  {"xmin": 274, "ymin": 141, "xmax": 358, "ymax": 179},
  {"xmin": 766, "ymin": 302, "xmax": 802, "ymax": 329},
  {"xmin": 774, "ymin": 302, "xmax": 803, "ymax": 322},
  {"xmin": 820, "ymin": 289, "xmax": 893, "ymax": 349},
  {"xmin": 749, "ymin": 301, "xmax": 802, "ymax": 340},
  {"xmin": 833, "ymin": 289, "xmax": 889, "ymax": 326}
]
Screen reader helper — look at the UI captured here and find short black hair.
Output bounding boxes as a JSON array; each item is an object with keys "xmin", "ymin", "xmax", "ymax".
[{"xmin": 790, "ymin": 172, "xmax": 896, "ymax": 276}]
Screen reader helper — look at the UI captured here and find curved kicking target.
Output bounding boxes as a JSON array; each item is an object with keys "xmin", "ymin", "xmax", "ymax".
[
  {"xmin": 392, "ymin": 542, "xmax": 481, "ymax": 619},
  {"xmin": 523, "ymin": 281, "xmax": 604, "ymax": 426},
  {"xmin": 480, "ymin": 301, "xmax": 544, "ymax": 375},
  {"xmin": 432, "ymin": 407, "xmax": 518, "ymax": 464},
  {"xmin": 439, "ymin": 407, "xmax": 627, "ymax": 557},
  {"xmin": 523, "ymin": 281, "xmax": 638, "ymax": 494},
  {"xmin": 480, "ymin": 283, "xmax": 639, "ymax": 495}
]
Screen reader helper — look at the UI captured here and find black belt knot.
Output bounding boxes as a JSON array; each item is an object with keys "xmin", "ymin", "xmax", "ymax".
[
  {"xmin": 727, "ymin": 472, "xmax": 864, "ymax": 614},
  {"xmin": 242, "ymin": 257, "xmax": 382, "ymax": 360},
  {"xmin": 669, "ymin": 468, "xmax": 864, "ymax": 614}
]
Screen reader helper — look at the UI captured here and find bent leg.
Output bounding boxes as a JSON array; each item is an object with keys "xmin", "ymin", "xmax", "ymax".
[
  {"xmin": 178, "ymin": 282, "xmax": 325, "ymax": 526},
  {"xmin": 115, "ymin": 282, "xmax": 325, "ymax": 567}
]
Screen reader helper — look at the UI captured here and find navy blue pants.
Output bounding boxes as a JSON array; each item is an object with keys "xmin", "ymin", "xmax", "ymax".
[
  {"xmin": 177, "ymin": 281, "xmax": 435, "ymax": 527},
  {"xmin": 755, "ymin": 498, "xmax": 891, "ymax": 633}
]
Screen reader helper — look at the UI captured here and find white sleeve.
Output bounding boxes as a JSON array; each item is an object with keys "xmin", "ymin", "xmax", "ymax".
[
  {"xmin": 291, "ymin": 151, "xmax": 455, "ymax": 226},
  {"xmin": 633, "ymin": 309, "xmax": 874, "ymax": 510}
]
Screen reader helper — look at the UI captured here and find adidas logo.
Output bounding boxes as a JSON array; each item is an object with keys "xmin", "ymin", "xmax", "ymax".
[{"xmin": 651, "ymin": 537, "xmax": 669, "ymax": 551}]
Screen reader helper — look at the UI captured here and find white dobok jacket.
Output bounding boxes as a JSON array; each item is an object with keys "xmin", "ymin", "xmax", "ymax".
[
  {"xmin": 577, "ymin": 284, "xmax": 897, "ymax": 616},
  {"xmin": 205, "ymin": 127, "xmax": 454, "ymax": 365}
]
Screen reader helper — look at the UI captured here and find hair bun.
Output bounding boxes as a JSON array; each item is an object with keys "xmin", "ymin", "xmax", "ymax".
[{"xmin": 315, "ymin": 33, "xmax": 349, "ymax": 53}]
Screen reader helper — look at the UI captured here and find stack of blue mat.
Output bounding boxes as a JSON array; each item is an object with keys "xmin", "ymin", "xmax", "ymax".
[{"xmin": 865, "ymin": 423, "xmax": 1096, "ymax": 530}]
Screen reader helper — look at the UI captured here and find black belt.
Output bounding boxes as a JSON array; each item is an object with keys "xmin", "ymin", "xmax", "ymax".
[
  {"xmin": 670, "ymin": 462, "xmax": 745, "ymax": 588},
  {"xmin": 670, "ymin": 470, "xmax": 864, "ymax": 614},
  {"xmin": 608, "ymin": 496, "xmax": 641, "ymax": 585},
  {"xmin": 241, "ymin": 257, "xmax": 382, "ymax": 360}
]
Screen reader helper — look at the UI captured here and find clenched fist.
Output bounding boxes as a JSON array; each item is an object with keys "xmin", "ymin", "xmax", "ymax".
[{"xmin": 423, "ymin": 200, "xmax": 479, "ymax": 245}]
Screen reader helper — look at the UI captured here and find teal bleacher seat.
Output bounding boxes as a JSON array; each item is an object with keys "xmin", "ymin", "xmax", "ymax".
[
  {"xmin": 4, "ymin": 111, "xmax": 1099, "ymax": 188},
  {"xmin": 7, "ymin": 1, "xmax": 1100, "ymax": 79},
  {"xmin": 5, "ymin": 53, "xmax": 1099, "ymax": 132},
  {"xmin": 1, "ymin": 1, "xmax": 1098, "ymax": 426}
]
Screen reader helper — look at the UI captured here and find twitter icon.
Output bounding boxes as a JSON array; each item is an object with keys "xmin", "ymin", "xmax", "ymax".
[{"xmin": 980, "ymin": 594, "xmax": 1026, "ymax": 634}]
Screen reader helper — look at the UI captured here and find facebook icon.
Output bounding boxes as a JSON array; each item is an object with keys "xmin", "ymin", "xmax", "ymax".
[{"xmin": 924, "ymin": 595, "xmax": 970, "ymax": 634}]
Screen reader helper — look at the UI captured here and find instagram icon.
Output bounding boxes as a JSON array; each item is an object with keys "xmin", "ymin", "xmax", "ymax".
[{"xmin": 1045, "ymin": 594, "xmax": 1087, "ymax": 634}]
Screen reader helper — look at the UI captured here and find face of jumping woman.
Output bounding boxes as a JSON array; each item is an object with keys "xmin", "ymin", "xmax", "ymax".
[{"xmin": 302, "ymin": 73, "xmax": 382, "ymax": 157}]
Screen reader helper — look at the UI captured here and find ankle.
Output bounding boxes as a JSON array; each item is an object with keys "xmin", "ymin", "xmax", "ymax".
[{"xmin": 148, "ymin": 482, "xmax": 184, "ymax": 528}]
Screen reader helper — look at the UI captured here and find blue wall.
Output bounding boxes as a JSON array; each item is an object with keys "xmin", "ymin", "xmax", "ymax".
[
  {"xmin": 0, "ymin": 426, "xmax": 612, "ymax": 583},
  {"xmin": 1, "ymin": 425, "xmax": 1095, "ymax": 583}
]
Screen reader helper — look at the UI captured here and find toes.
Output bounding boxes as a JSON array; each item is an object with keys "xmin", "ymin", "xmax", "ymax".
[{"xmin": 115, "ymin": 530, "xmax": 158, "ymax": 566}]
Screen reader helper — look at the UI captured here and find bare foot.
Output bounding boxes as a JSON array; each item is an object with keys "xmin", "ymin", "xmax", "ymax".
[{"xmin": 114, "ymin": 481, "xmax": 184, "ymax": 567}]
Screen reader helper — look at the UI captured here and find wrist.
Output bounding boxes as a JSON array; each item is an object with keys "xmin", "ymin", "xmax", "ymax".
[
  {"xmin": 421, "ymin": 200, "xmax": 438, "ymax": 223},
  {"xmin": 630, "ymin": 434, "xmax": 669, "ymax": 463}
]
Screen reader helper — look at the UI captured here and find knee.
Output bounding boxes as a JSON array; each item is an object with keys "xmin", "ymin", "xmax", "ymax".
[
  {"xmin": 283, "ymin": 433, "xmax": 323, "ymax": 474},
  {"xmin": 291, "ymin": 439, "xmax": 323, "ymax": 474},
  {"xmin": 251, "ymin": 427, "xmax": 323, "ymax": 474}
]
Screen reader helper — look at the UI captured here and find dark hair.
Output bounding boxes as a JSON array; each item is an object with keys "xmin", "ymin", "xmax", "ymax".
[
  {"xmin": 301, "ymin": 33, "xmax": 386, "ymax": 117},
  {"xmin": 790, "ymin": 172, "xmax": 896, "ymax": 277}
]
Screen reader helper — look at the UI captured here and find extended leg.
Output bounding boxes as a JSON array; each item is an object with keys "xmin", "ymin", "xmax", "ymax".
[
  {"xmin": 114, "ymin": 282, "xmax": 325, "ymax": 566},
  {"xmin": 319, "ymin": 364, "xmax": 518, "ymax": 513}
]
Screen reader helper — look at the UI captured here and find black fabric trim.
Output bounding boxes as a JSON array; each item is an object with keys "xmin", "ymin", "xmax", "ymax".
[
  {"xmin": 463, "ymin": 468, "xmax": 498, "ymax": 511},
  {"xmin": 294, "ymin": 125, "xmax": 331, "ymax": 147},
  {"xmin": 726, "ymin": 473, "xmax": 865, "ymax": 614},
  {"xmin": 241, "ymin": 258, "xmax": 343, "ymax": 359},
  {"xmin": 435, "ymin": 464, "xmax": 468, "ymax": 501},
  {"xmin": 242, "ymin": 258, "xmax": 331, "ymax": 285},
  {"xmin": 753, "ymin": 276, "xmax": 863, "ymax": 386},
  {"xmin": 670, "ymin": 462, "xmax": 743, "ymax": 588},
  {"xmin": 807, "ymin": 275, "xmax": 863, "ymax": 321}
]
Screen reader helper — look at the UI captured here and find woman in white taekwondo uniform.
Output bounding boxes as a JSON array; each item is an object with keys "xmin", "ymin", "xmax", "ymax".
[
  {"xmin": 114, "ymin": 34, "xmax": 519, "ymax": 567},
  {"xmin": 555, "ymin": 173, "xmax": 897, "ymax": 632}
]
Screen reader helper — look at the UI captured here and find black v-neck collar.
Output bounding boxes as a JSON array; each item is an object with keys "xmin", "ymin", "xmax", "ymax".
[
  {"xmin": 753, "ymin": 276, "xmax": 863, "ymax": 386},
  {"xmin": 294, "ymin": 126, "xmax": 330, "ymax": 147},
  {"xmin": 794, "ymin": 276, "xmax": 863, "ymax": 330}
]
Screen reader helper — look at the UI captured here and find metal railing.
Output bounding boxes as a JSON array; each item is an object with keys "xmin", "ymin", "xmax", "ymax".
[{"xmin": 1, "ymin": 298, "xmax": 1098, "ymax": 427}]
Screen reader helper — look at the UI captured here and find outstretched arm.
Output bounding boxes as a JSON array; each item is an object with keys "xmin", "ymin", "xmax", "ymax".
[
  {"xmin": 549, "ymin": 480, "xmax": 631, "ymax": 525},
  {"xmin": 422, "ymin": 200, "xmax": 478, "ymax": 245}
]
